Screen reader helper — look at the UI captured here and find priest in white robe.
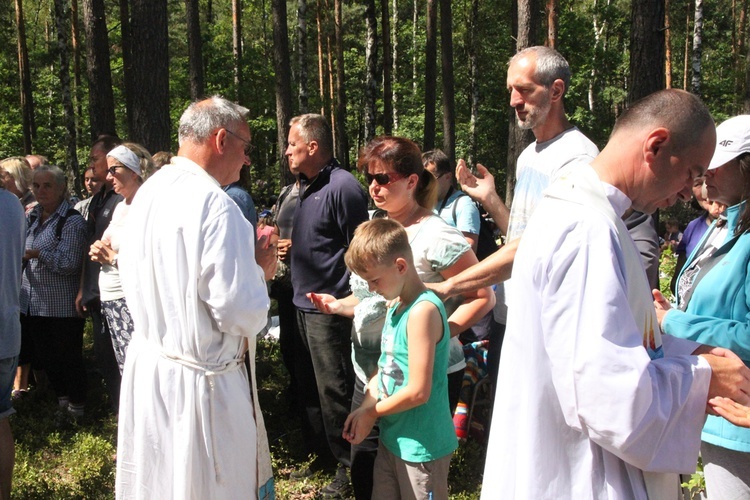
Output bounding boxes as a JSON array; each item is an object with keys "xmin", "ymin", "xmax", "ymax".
[
  {"xmin": 481, "ymin": 89, "xmax": 750, "ymax": 499},
  {"xmin": 117, "ymin": 96, "xmax": 275, "ymax": 499}
]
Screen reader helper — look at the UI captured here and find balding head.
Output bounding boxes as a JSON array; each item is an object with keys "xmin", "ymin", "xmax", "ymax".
[{"xmin": 611, "ymin": 89, "xmax": 714, "ymax": 151}]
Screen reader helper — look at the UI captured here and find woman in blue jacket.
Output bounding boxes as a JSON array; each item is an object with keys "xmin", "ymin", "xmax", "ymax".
[{"xmin": 655, "ymin": 115, "xmax": 750, "ymax": 498}]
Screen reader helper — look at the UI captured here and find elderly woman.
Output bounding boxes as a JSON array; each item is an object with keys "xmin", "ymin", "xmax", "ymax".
[
  {"xmin": 0, "ymin": 157, "xmax": 35, "ymax": 213},
  {"xmin": 89, "ymin": 144, "xmax": 152, "ymax": 373},
  {"xmin": 308, "ymin": 136, "xmax": 494, "ymax": 498},
  {"xmin": 655, "ymin": 115, "xmax": 750, "ymax": 498},
  {"xmin": 19, "ymin": 165, "xmax": 87, "ymax": 416}
]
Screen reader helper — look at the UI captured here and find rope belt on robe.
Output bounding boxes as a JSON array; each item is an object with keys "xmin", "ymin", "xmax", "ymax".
[{"xmin": 160, "ymin": 350, "xmax": 248, "ymax": 483}]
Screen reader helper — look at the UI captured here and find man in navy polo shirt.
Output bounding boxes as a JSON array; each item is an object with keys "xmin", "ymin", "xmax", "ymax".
[{"xmin": 286, "ymin": 114, "xmax": 368, "ymax": 497}]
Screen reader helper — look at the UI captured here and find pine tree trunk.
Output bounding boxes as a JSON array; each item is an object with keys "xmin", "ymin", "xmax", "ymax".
[
  {"xmin": 423, "ymin": 0, "xmax": 437, "ymax": 152},
  {"xmin": 128, "ymin": 0, "xmax": 171, "ymax": 152},
  {"xmin": 82, "ymin": 0, "xmax": 116, "ymax": 140},
  {"xmin": 546, "ymin": 0, "xmax": 557, "ymax": 50},
  {"xmin": 316, "ymin": 0, "xmax": 327, "ymax": 115},
  {"xmin": 71, "ymin": 0, "xmax": 83, "ymax": 142},
  {"xmin": 232, "ymin": 0, "xmax": 242, "ymax": 102},
  {"xmin": 119, "ymin": 0, "xmax": 134, "ymax": 135},
  {"xmin": 186, "ymin": 0, "xmax": 205, "ymax": 101},
  {"xmin": 506, "ymin": 0, "xmax": 538, "ymax": 208},
  {"xmin": 54, "ymin": 0, "xmax": 81, "ymax": 193},
  {"xmin": 628, "ymin": 0, "xmax": 665, "ymax": 104},
  {"xmin": 15, "ymin": 0, "xmax": 35, "ymax": 154},
  {"xmin": 381, "ymin": 0, "xmax": 393, "ymax": 135},
  {"xmin": 691, "ymin": 0, "xmax": 702, "ymax": 95},
  {"xmin": 468, "ymin": 0, "xmax": 479, "ymax": 165},
  {"xmin": 412, "ymin": 0, "xmax": 418, "ymax": 97},
  {"xmin": 334, "ymin": 0, "xmax": 349, "ymax": 168},
  {"xmin": 364, "ymin": 0, "xmax": 378, "ymax": 142},
  {"xmin": 683, "ymin": 1, "xmax": 690, "ymax": 90},
  {"xmin": 439, "ymin": 0, "xmax": 455, "ymax": 160},
  {"xmin": 665, "ymin": 0, "xmax": 672, "ymax": 88},
  {"xmin": 392, "ymin": 0, "xmax": 399, "ymax": 131},
  {"xmin": 297, "ymin": 0, "xmax": 309, "ymax": 113},
  {"xmin": 272, "ymin": 0, "xmax": 294, "ymax": 183}
]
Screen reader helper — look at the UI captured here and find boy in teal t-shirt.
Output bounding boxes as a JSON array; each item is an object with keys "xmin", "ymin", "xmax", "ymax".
[{"xmin": 342, "ymin": 218, "xmax": 457, "ymax": 500}]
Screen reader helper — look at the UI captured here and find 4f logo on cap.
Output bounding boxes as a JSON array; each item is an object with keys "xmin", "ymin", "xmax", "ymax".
[{"xmin": 720, "ymin": 140, "xmax": 734, "ymax": 147}]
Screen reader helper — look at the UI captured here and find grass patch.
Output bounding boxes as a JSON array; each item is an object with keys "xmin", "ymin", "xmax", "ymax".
[{"xmin": 11, "ymin": 324, "xmax": 484, "ymax": 498}]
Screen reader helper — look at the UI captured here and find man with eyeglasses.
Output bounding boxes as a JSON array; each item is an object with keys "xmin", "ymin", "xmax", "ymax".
[
  {"xmin": 115, "ymin": 96, "xmax": 277, "ymax": 498},
  {"xmin": 76, "ymin": 134, "xmax": 123, "ymax": 412},
  {"xmin": 285, "ymin": 113, "xmax": 368, "ymax": 497}
]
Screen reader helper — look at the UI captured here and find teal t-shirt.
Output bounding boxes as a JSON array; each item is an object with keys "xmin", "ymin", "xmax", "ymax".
[{"xmin": 377, "ymin": 290, "xmax": 458, "ymax": 462}]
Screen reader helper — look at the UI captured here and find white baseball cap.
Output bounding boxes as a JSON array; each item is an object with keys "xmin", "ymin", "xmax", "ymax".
[{"xmin": 708, "ymin": 115, "xmax": 750, "ymax": 170}]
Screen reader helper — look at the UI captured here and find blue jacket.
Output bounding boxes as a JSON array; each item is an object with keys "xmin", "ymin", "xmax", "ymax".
[
  {"xmin": 663, "ymin": 200, "xmax": 750, "ymax": 452},
  {"xmin": 290, "ymin": 160, "xmax": 369, "ymax": 310}
]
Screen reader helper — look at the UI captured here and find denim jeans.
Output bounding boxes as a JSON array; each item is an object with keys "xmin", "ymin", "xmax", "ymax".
[{"xmin": 295, "ymin": 310, "xmax": 354, "ymax": 468}]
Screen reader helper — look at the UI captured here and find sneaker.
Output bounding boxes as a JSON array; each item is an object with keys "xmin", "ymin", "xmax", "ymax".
[
  {"xmin": 320, "ymin": 467, "xmax": 352, "ymax": 499},
  {"xmin": 11, "ymin": 390, "xmax": 28, "ymax": 401},
  {"xmin": 289, "ymin": 466, "xmax": 313, "ymax": 480},
  {"xmin": 67, "ymin": 403, "xmax": 85, "ymax": 418}
]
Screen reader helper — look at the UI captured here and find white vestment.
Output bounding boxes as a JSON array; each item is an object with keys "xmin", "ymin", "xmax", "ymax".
[
  {"xmin": 481, "ymin": 165, "xmax": 711, "ymax": 499},
  {"xmin": 117, "ymin": 157, "xmax": 273, "ymax": 499}
]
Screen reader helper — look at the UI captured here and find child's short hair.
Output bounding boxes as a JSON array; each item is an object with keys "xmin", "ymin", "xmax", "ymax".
[{"xmin": 345, "ymin": 218, "xmax": 413, "ymax": 274}]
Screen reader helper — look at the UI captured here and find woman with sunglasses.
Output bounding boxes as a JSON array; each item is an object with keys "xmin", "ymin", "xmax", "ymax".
[
  {"xmin": 654, "ymin": 115, "xmax": 750, "ymax": 497},
  {"xmin": 89, "ymin": 144, "xmax": 154, "ymax": 374},
  {"xmin": 308, "ymin": 136, "xmax": 494, "ymax": 498}
]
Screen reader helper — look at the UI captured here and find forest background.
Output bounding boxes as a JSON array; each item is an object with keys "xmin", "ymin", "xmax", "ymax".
[{"xmin": 2, "ymin": 0, "xmax": 747, "ymax": 216}]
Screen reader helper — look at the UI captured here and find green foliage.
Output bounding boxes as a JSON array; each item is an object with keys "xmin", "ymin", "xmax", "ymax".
[{"xmin": 681, "ymin": 456, "xmax": 706, "ymax": 499}]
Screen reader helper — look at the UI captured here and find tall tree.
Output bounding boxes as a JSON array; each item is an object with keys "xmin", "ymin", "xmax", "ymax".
[
  {"xmin": 297, "ymin": 0, "xmax": 309, "ymax": 113},
  {"xmin": 128, "ymin": 0, "xmax": 170, "ymax": 153},
  {"xmin": 467, "ymin": 0, "xmax": 479, "ymax": 165},
  {"xmin": 381, "ymin": 0, "xmax": 393, "ymax": 135},
  {"xmin": 546, "ymin": 0, "xmax": 558, "ymax": 49},
  {"xmin": 186, "ymin": 0, "xmax": 205, "ymax": 100},
  {"xmin": 506, "ymin": 0, "xmax": 538, "ymax": 206},
  {"xmin": 232, "ymin": 0, "xmax": 241, "ymax": 102},
  {"xmin": 424, "ymin": 0, "xmax": 437, "ymax": 151},
  {"xmin": 82, "ymin": 0, "xmax": 116, "ymax": 140},
  {"xmin": 272, "ymin": 0, "xmax": 294, "ymax": 183},
  {"xmin": 119, "ymin": 0, "xmax": 134, "ymax": 134},
  {"xmin": 364, "ymin": 0, "xmax": 378, "ymax": 142},
  {"xmin": 439, "ymin": 0, "xmax": 455, "ymax": 159},
  {"xmin": 71, "ymin": 0, "xmax": 83, "ymax": 140},
  {"xmin": 628, "ymin": 0, "xmax": 665, "ymax": 103},
  {"xmin": 53, "ymin": 0, "xmax": 80, "ymax": 192},
  {"xmin": 683, "ymin": 0, "xmax": 690, "ymax": 90},
  {"xmin": 392, "ymin": 0, "xmax": 399, "ymax": 131},
  {"xmin": 691, "ymin": 0, "xmax": 703, "ymax": 95},
  {"xmin": 15, "ymin": 0, "xmax": 35, "ymax": 154},
  {"xmin": 315, "ymin": 0, "xmax": 330, "ymax": 115},
  {"xmin": 412, "ymin": 0, "xmax": 418, "ymax": 97},
  {"xmin": 334, "ymin": 0, "xmax": 349, "ymax": 167},
  {"xmin": 665, "ymin": 0, "xmax": 672, "ymax": 88}
]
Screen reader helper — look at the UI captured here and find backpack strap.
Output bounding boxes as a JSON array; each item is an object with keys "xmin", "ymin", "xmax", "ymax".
[{"xmin": 54, "ymin": 207, "xmax": 80, "ymax": 240}]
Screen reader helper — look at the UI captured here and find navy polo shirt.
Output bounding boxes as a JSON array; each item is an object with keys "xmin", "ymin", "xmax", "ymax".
[{"xmin": 290, "ymin": 160, "xmax": 369, "ymax": 311}]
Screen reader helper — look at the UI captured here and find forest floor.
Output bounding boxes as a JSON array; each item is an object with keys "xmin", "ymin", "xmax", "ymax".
[{"xmin": 9, "ymin": 323, "xmax": 485, "ymax": 499}]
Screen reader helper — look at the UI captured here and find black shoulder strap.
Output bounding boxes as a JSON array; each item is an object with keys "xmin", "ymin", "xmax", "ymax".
[{"xmin": 55, "ymin": 208, "xmax": 79, "ymax": 240}]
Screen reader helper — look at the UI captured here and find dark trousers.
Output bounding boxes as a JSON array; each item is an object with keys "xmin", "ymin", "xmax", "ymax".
[
  {"xmin": 350, "ymin": 377, "xmax": 379, "ymax": 500},
  {"xmin": 87, "ymin": 299, "xmax": 121, "ymax": 410},
  {"xmin": 21, "ymin": 315, "xmax": 87, "ymax": 404},
  {"xmin": 295, "ymin": 309, "xmax": 354, "ymax": 469},
  {"xmin": 272, "ymin": 281, "xmax": 299, "ymax": 398}
]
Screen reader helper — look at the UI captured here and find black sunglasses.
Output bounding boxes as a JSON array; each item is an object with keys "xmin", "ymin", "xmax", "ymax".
[
  {"xmin": 226, "ymin": 129, "xmax": 255, "ymax": 157},
  {"xmin": 365, "ymin": 171, "xmax": 405, "ymax": 186}
]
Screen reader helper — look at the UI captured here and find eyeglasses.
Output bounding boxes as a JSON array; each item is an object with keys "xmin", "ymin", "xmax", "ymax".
[
  {"xmin": 365, "ymin": 171, "xmax": 405, "ymax": 186},
  {"xmin": 226, "ymin": 129, "xmax": 255, "ymax": 157},
  {"xmin": 107, "ymin": 165, "xmax": 126, "ymax": 175}
]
